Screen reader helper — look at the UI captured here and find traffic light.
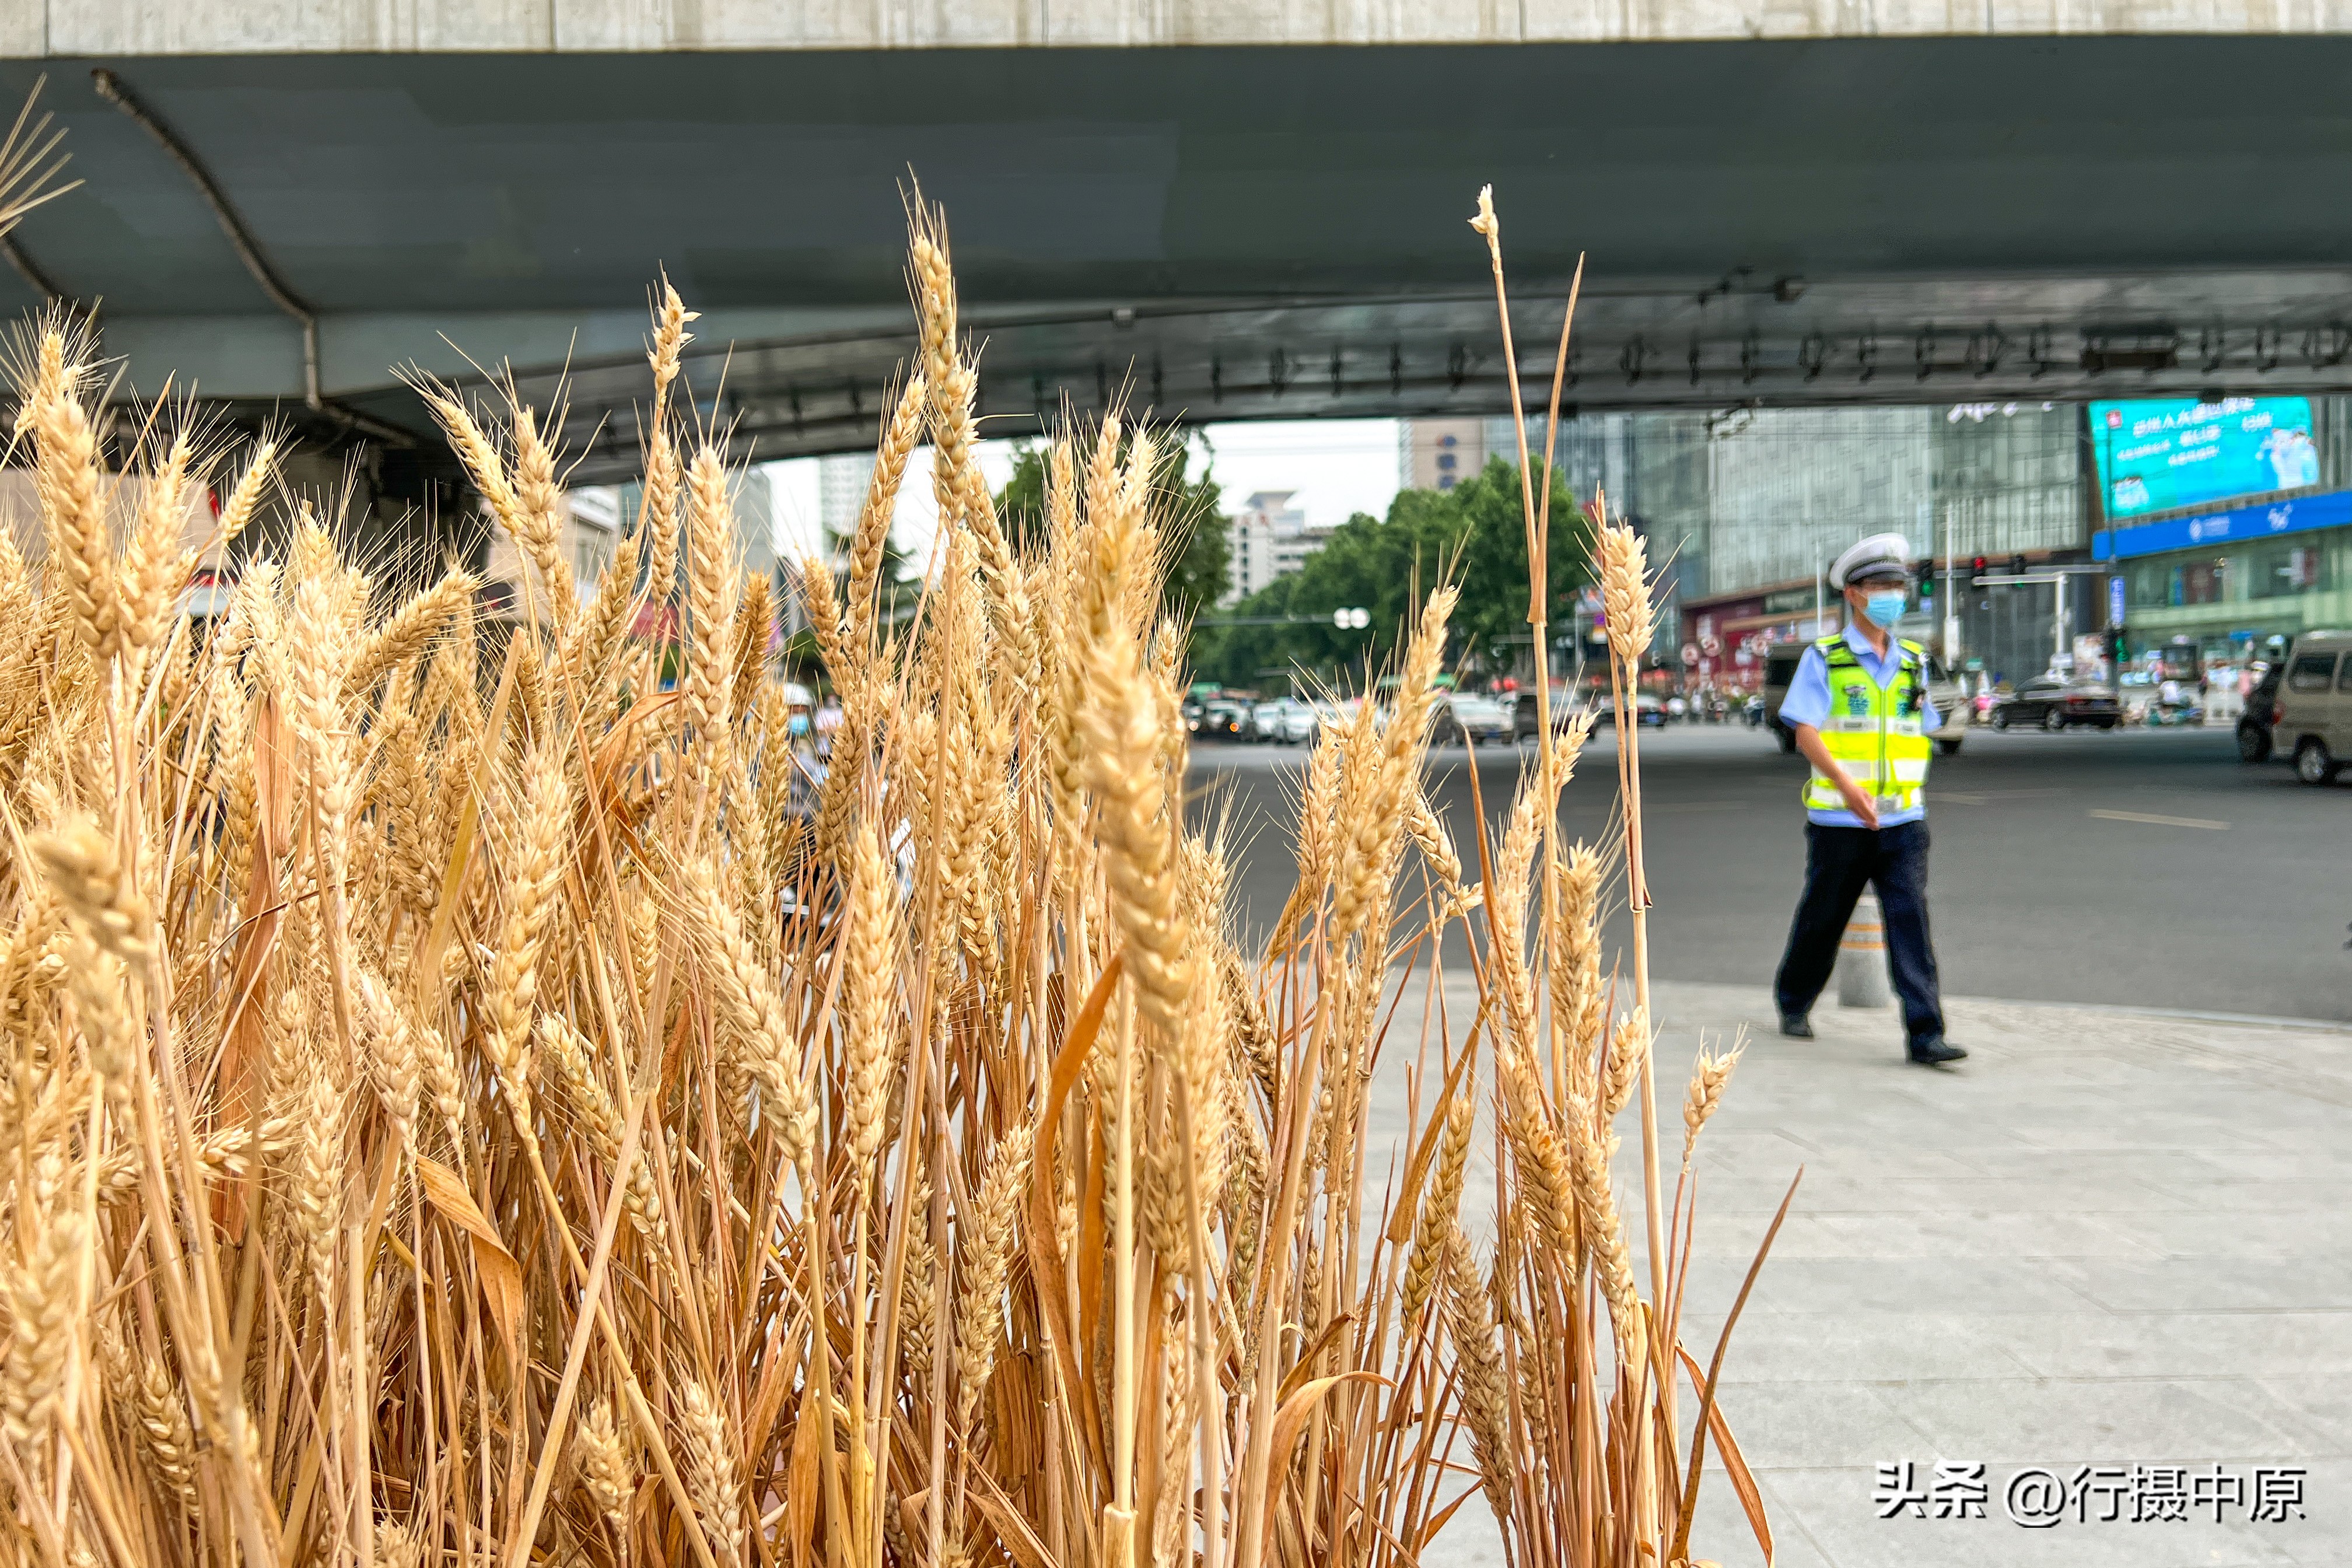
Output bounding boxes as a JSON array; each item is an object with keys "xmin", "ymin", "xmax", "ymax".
[
  {"xmin": 1917, "ymin": 560, "xmax": 1937, "ymax": 600},
  {"xmin": 1971, "ymin": 555, "xmax": 1988, "ymax": 578},
  {"xmin": 2009, "ymin": 554, "xmax": 2027, "ymax": 577}
]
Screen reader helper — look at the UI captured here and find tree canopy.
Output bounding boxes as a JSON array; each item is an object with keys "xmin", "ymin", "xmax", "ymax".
[
  {"xmin": 996, "ymin": 438, "xmax": 1230, "ymax": 639},
  {"xmin": 1192, "ymin": 455, "xmax": 1591, "ymax": 692}
]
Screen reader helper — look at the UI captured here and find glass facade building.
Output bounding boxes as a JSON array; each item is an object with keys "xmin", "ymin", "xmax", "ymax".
[
  {"xmin": 2098, "ymin": 398, "xmax": 2352, "ymax": 659},
  {"xmin": 1557, "ymin": 402, "xmax": 2088, "ymax": 682}
]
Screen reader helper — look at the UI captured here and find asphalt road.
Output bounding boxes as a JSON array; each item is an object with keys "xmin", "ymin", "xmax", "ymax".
[{"xmin": 1188, "ymin": 721, "xmax": 2352, "ymax": 1024}]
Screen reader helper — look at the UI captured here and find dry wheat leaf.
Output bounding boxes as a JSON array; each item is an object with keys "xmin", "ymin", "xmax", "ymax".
[
  {"xmin": 1679, "ymin": 1342, "xmax": 1773, "ymax": 1566},
  {"xmin": 416, "ymin": 1154, "xmax": 525, "ymax": 1354}
]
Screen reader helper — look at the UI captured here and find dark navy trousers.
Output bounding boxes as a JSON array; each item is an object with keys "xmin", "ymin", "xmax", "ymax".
[{"xmin": 1773, "ymin": 820, "xmax": 1946, "ymax": 1046}]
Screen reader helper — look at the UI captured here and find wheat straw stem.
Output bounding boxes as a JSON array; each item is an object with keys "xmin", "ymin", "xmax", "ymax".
[{"xmin": 1598, "ymin": 521, "xmax": 1672, "ymax": 1339}]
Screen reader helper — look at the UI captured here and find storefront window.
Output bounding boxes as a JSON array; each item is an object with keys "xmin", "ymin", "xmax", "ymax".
[
  {"xmin": 2246, "ymin": 539, "xmax": 2327, "ymax": 600},
  {"xmin": 2171, "ymin": 557, "xmax": 2229, "ymax": 606}
]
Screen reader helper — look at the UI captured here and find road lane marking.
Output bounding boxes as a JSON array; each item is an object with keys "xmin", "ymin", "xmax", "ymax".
[{"xmin": 2088, "ymin": 808, "xmax": 2230, "ymax": 831}]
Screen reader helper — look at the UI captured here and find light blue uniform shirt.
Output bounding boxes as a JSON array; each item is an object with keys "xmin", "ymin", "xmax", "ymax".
[{"xmin": 1780, "ymin": 627, "xmax": 1939, "ymax": 829}]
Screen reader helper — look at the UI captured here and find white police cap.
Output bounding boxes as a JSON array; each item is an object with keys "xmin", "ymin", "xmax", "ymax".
[{"xmin": 1831, "ymin": 532, "xmax": 1913, "ymax": 589}]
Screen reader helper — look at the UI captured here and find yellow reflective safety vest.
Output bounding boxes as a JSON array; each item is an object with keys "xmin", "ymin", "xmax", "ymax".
[{"xmin": 1801, "ymin": 635, "xmax": 1931, "ymax": 816}]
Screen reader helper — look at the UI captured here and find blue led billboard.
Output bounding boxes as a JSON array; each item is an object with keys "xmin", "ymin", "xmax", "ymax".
[{"xmin": 2090, "ymin": 397, "xmax": 2321, "ymax": 522}]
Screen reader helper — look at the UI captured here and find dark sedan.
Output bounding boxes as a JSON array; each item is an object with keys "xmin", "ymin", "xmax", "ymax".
[
  {"xmin": 1195, "ymin": 700, "xmax": 1248, "ymax": 741},
  {"xmin": 1989, "ymin": 678, "xmax": 2121, "ymax": 732}
]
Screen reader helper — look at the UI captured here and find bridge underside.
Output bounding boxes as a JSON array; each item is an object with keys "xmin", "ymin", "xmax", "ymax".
[{"xmin": 5, "ymin": 36, "xmax": 2352, "ymax": 478}]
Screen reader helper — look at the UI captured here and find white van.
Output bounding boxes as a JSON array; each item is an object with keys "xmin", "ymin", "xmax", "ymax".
[{"xmin": 2271, "ymin": 631, "xmax": 2352, "ymax": 786}]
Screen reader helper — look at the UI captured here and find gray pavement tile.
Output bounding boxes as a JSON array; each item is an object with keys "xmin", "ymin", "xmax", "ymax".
[
  {"xmin": 2049, "ymin": 1258, "xmax": 2352, "ymax": 1314},
  {"xmin": 1763, "ymin": 1209, "xmax": 2166, "ymax": 1260},
  {"xmin": 1709, "ymin": 1314, "xmax": 2037, "ymax": 1384},
  {"xmin": 2200, "ymin": 1149, "xmax": 2352, "ymax": 1181},
  {"xmin": 2094, "ymin": 1208, "xmax": 2352, "ymax": 1261},
  {"xmin": 2007, "ymin": 1116, "xmax": 2286, "ymax": 1153},
  {"xmin": 1691, "ymin": 1381, "xmax": 1938, "ymax": 1469},
  {"xmin": 1881, "ymin": 1377, "xmax": 2330, "ymax": 1465},
  {"xmin": 1949, "ymin": 1147, "xmax": 2260, "ymax": 1186},
  {"xmin": 1998, "ymin": 1311, "xmax": 2352, "ymax": 1382},
  {"xmin": 2250, "ymin": 1374, "xmax": 2352, "ymax": 1457},
  {"xmin": 1700, "ymin": 1144, "xmax": 1990, "ymax": 1181},
  {"xmin": 1745, "ymin": 1256, "xmax": 2104, "ymax": 1316},
  {"xmin": 2133, "ymin": 1175, "xmax": 2350, "ymax": 1214},
  {"xmin": 2267, "ymin": 1455, "xmax": 2352, "ymax": 1566},
  {"xmin": 1700, "ymin": 1172, "xmax": 2185, "ymax": 1216}
]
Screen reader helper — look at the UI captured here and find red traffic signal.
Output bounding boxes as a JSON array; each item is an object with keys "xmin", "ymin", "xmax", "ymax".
[{"xmin": 1971, "ymin": 555, "xmax": 1988, "ymax": 575}]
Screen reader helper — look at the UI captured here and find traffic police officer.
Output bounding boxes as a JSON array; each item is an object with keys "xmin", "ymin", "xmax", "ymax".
[{"xmin": 1773, "ymin": 533, "xmax": 1966, "ymax": 1066}]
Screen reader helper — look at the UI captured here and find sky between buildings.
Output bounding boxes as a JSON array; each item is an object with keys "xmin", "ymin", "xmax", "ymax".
[{"xmin": 764, "ymin": 418, "xmax": 1406, "ymax": 568}]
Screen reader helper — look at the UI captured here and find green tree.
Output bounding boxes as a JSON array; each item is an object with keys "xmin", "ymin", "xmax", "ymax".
[
  {"xmin": 996, "ymin": 438, "xmax": 1230, "ymax": 635},
  {"xmin": 1194, "ymin": 456, "xmax": 1589, "ymax": 690}
]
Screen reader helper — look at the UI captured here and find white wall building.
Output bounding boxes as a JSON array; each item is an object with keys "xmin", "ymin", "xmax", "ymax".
[{"xmin": 1227, "ymin": 489, "xmax": 1332, "ymax": 602}]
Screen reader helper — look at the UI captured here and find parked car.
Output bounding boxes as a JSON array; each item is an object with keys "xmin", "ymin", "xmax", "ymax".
[
  {"xmin": 1591, "ymin": 691, "xmax": 1669, "ymax": 727},
  {"xmin": 2270, "ymin": 631, "xmax": 2352, "ymax": 785},
  {"xmin": 1762, "ymin": 640, "xmax": 1971, "ymax": 756},
  {"xmin": 1988, "ymin": 677, "xmax": 2121, "ymax": 732},
  {"xmin": 1438, "ymin": 693, "xmax": 1516, "ymax": 744},
  {"xmin": 2237, "ymin": 663, "xmax": 2283, "ymax": 762},
  {"xmin": 1196, "ymin": 699, "xmax": 1248, "ymax": 741},
  {"xmin": 1509, "ymin": 683, "xmax": 1590, "ymax": 740},
  {"xmin": 1313, "ymin": 698, "xmax": 1357, "ymax": 734},
  {"xmin": 1245, "ymin": 697, "xmax": 1318, "ymax": 744}
]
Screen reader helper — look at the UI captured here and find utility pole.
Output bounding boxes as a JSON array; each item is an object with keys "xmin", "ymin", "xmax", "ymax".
[
  {"xmin": 2054, "ymin": 575, "xmax": 2073, "ymax": 671},
  {"xmin": 1941, "ymin": 503, "xmax": 1961, "ymax": 670}
]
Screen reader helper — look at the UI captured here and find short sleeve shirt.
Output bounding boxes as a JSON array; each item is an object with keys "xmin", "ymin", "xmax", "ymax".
[{"xmin": 1781, "ymin": 627, "xmax": 1937, "ymax": 828}]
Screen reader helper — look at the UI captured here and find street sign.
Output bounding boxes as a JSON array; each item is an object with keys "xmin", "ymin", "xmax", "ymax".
[{"xmin": 2109, "ymin": 575, "xmax": 2127, "ymax": 629}]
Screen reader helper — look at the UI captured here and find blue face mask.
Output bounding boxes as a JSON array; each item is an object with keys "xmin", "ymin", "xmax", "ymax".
[
  {"xmin": 787, "ymin": 714, "xmax": 810, "ymax": 737},
  {"xmin": 1863, "ymin": 590, "xmax": 1907, "ymax": 629}
]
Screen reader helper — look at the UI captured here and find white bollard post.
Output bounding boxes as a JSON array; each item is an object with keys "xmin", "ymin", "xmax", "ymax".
[{"xmin": 1838, "ymin": 890, "xmax": 1892, "ymax": 1009}]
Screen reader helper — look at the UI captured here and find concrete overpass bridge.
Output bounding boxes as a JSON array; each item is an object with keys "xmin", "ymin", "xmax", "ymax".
[{"xmin": 6, "ymin": 4, "xmax": 2352, "ymax": 484}]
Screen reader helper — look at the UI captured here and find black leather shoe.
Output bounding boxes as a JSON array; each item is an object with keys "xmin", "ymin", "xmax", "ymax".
[
  {"xmin": 1779, "ymin": 1014, "xmax": 1814, "ymax": 1040},
  {"xmin": 1907, "ymin": 1037, "xmax": 1968, "ymax": 1066}
]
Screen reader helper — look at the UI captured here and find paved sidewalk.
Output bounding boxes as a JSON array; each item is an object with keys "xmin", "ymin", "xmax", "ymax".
[{"xmin": 1395, "ymin": 978, "xmax": 2351, "ymax": 1568}]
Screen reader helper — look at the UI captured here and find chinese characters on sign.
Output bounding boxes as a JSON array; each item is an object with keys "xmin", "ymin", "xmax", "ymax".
[
  {"xmin": 2090, "ymin": 396, "xmax": 2322, "ymax": 521},
  {"xmin": 1873, "ymin": 1462, "xmax": 2305, "ymax": 1527}
]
